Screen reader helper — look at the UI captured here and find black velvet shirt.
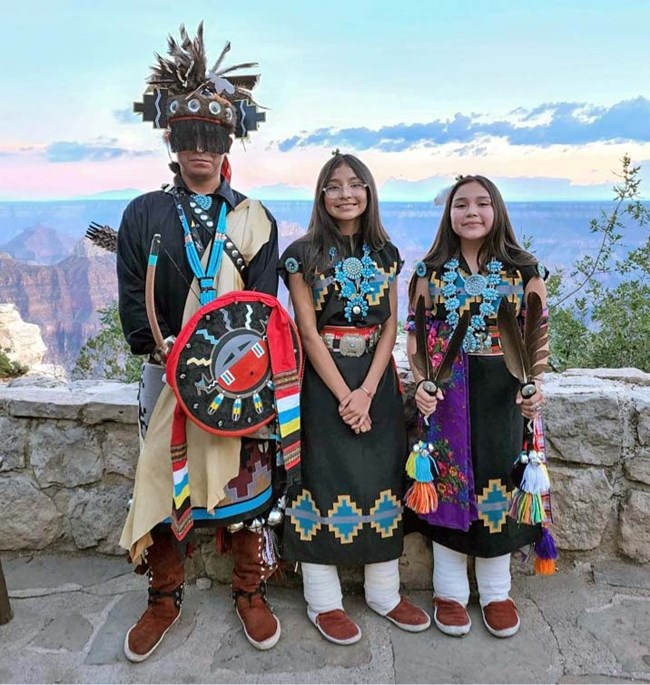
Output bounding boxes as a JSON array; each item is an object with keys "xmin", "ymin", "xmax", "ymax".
[{"xmin": 116, "ymin": 176, "xmax": 279, "ymax": 355}]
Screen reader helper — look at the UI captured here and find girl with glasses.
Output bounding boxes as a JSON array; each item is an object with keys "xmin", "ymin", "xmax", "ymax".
[{"xmin": 278, "ymin": 153, "xmax": 430, "ymax": 644}]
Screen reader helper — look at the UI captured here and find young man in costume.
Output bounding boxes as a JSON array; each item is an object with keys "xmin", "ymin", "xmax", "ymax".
[{"xmin": 116, "ymin": 23, "xmax": 287, "ymax": 662}]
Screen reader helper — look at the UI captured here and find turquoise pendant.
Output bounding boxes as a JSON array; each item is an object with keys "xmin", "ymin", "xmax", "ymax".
[{"xmin": 191, "ymin": 193, "xmax": 213, "ymax": 211}]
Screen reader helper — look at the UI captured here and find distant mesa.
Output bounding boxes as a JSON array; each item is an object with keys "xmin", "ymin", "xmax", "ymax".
[
  {"xmin": 74, "ymin": 188, "xmax": 144, "ymax": 201},
  {"xmin": 0, "ymin": 224, "xmax": 77, "ymax": 265}
]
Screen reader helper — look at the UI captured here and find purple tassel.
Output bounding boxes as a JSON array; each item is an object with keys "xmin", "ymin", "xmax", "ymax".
[{"xmin": 535, "ymin": 527, "xmax": 558, "ymax": 560}]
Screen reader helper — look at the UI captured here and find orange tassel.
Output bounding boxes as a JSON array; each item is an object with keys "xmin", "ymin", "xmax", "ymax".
[
  {"xmin": 405, "ymin": 481, "xmax": 439, "ymax": 515},
  {"xmin": 534, "ymin": 557, "xmax": 556, "ymax": 575}
]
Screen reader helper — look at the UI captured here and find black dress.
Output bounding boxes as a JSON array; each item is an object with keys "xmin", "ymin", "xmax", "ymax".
[
  {"xmin": 406, "ymin": 257, "xmax": 545, "ymax": 557},
  {"xmin": 278, "ymin": 237, "xmax": 407, "ymax": 565}
]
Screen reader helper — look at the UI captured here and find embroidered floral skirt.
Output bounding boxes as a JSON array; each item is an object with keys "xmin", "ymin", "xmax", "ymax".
[
  {"xmin": 408, "ymin": 355, "xmax": 541, "ymax": 558},
  {"xmin": 283, "ymin": 354, "xmax": 406, "ymax": 565}
]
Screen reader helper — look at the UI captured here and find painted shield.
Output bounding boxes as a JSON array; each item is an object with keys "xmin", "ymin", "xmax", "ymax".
[{"xmin": 166, "ymin": 294, "xmax": 301, "ymax": 436}]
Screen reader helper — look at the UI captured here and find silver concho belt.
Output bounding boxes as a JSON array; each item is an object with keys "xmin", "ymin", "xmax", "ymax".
[{"xmin": 320, "ymin": 328, "xmax": 379, "ymax": 357}]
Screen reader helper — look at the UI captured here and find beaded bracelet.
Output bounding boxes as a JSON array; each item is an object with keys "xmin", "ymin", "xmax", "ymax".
[{"xmin": 359, "ymin": 385, "xmax": 374, "ymax": 399}]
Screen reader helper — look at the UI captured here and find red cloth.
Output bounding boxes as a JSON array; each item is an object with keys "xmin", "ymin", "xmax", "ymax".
[{"xmin": 221, "ymin": 156, "xmax": 232, "ymax": 183}]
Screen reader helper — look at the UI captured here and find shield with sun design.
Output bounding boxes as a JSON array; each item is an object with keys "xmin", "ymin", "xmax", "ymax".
[{"xmin": 166, "ymin": 295, "xmax": 301, "ymax": 436}]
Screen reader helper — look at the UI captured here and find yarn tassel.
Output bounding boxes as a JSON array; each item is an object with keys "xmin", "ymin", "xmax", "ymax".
[
  {"xmin": 509, "ymin": 489, "xmax": 544, "ymax": 525},
  {"xmin": 405, "ymin": 481, "xmax": 438, "ymax": 515},
  {"xmin": 405, "ymin": 441, "xmax": 440, "ymax": 514},
  {"xmin": 520, "ymin": 457, "xmax": 550, "ymax": 494},
  {"xmin": 510, "ymin": 451, "xmax": 549, "ymax": 494},
  {"xmin": 534, "ymin": 527, "xmax": 558, "ymax": 575},
  {"xmin": 509, "ymin": 450, "xmax": 549, "ymax": 525}
]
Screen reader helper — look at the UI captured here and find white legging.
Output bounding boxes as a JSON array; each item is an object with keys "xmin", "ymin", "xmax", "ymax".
[
  {"xmin": 432, "ymin": 541, "xmax": 511, "ymax": 607},
  {"xmin": 302, "ymin": 560, "xmax": 400, "ymax": 622}
]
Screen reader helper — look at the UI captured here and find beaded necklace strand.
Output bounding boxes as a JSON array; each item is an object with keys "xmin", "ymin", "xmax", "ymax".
[
  {"xmin": 174, "ymin": 201, "xmax": 228, "ymax": 305},
  {"xmin": 441, "ymin": 257, "xmax": 502, "ymax": 352}
]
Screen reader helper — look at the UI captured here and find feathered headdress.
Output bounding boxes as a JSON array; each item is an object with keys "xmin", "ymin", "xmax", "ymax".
[{"xmin": 134, "ymin": 22, "xmax": 266, "ymax": 153}]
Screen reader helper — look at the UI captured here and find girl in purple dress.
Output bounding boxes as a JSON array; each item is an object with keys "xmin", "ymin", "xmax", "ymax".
[{"xmin": 406, "ymin": 175, "xmax": 549, "ymax": 638}]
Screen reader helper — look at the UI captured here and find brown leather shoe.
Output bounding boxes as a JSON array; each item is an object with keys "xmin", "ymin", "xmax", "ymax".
[
  {"xmin": 481, "ymin": 598, "xmax": 520, "ymax": 638},
  {"xmin": 124, "ymin": 529, "xmax": 185, "ymax": 663},
  {"xmin": 124, "ymin": 588, "xmax": 183, "ymax": 662},
  {"xmin": 432, "ymin": 597, "xmax": 471, "ymax": 637},
  {"xmin": 234, "ymin": 587, "xmax": 281, "ymax": 650},
  {"xmin": 311, "ymin": 609, "xmax": 362, "ymax": 645},
  {"xmin": 231, "ymin": 529, "xmax": 281, "ymax": 650},
  {"xmin": 382, "ymin": 596, "xmax": 431, "ymax": 632}
]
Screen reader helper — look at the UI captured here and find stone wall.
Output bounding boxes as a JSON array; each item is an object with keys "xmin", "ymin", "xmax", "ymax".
[{"xmin": 1, "ymin": 365, "xmax": 649, "ymax": 570}]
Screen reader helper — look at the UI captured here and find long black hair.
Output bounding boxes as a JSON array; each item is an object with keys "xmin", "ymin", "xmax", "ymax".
[
  {"xmin": 301, "ymin": 153, "xmax": 390, "ymax": 284},
  {"xmin": 408, "ymin": 174, "xmax": 537, "ymax": 301}
]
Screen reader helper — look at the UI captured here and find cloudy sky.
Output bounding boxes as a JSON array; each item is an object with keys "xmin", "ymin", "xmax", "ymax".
[{"xmin": 4, "ymin": 0, "xmax": 650, "ymax": 201}]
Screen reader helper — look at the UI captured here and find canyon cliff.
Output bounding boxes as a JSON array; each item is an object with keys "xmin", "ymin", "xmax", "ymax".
[{"xmin": 0, "ymin": 240, "xmax": 117, "ymax": 369}]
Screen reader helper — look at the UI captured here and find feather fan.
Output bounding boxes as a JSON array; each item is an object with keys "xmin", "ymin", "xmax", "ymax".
[
  {"xmin": 413, "ymin": 295, "xmax": 432, "ymax": 380},
  {"xmin": 524, "ymin": 291, "xmax": 550, "ymax": 378},
  {"xmin": 435, "ymin": 310, "xmax": 470, "ymax": 384},
  {"xmin": 85, "ymin": 222, "xmax": 117, "ymax": 253},
  {"xmin": 497, "ymin": 298, "xmax": 529, "ymax": 384}
]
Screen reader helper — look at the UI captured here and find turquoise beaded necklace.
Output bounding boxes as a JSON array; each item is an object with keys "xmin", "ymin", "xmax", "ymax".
[
  {"xmin": 441, "ymin": 257, "xmax": 502, "ymax": 352},
  {"xmin": 174, "ymin": 201, "xmax": 227, "ymax": 305},
  {"xmin": 329, "ymin": 244, "xmax": 377, "ymax": 323}
]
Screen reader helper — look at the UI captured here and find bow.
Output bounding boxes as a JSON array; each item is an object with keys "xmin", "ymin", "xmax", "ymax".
[{"xmin": 145, "ymin": 233, "xmax": 174, "ymax": 359}]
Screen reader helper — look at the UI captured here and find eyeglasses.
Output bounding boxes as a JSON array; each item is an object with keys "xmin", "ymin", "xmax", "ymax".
[{"xmin": 322, "ymin": 182, "xmax": 368, "ymax": 199}]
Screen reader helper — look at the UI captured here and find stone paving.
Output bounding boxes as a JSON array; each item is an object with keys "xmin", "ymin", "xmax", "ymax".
[{"xmin": 0, "ymin": 552, "xmax": 649, "ymax": 684}]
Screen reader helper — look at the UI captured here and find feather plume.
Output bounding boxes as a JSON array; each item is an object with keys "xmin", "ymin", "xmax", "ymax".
[
  {"xmin": 85, "ymin": 222, "xmax": 117, "ymax": 253},
  {"xmin": 497, "ymin": 298, "xmax": 528, "ymax": 384},
  {"xmin": 209, "ymin": 41, "xmax": 232, "ymax": 75},
  {"xmin": 434, "ymin": 310, "xmax": 470, "ymax": 384},
  {"xmin": 149, "ymin": 23, "xmax": 211, "ymax": 94},
  {"xmin": 228, "ymin": 75, "xmax": 260, "ymax": 90},
  {"xmin": 217, "ymin": 62, "xmax": 260, "ymax": 76},
  {"xmin": 524, "ymin": 291, "xmax": 549, "ymax": 378}
]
